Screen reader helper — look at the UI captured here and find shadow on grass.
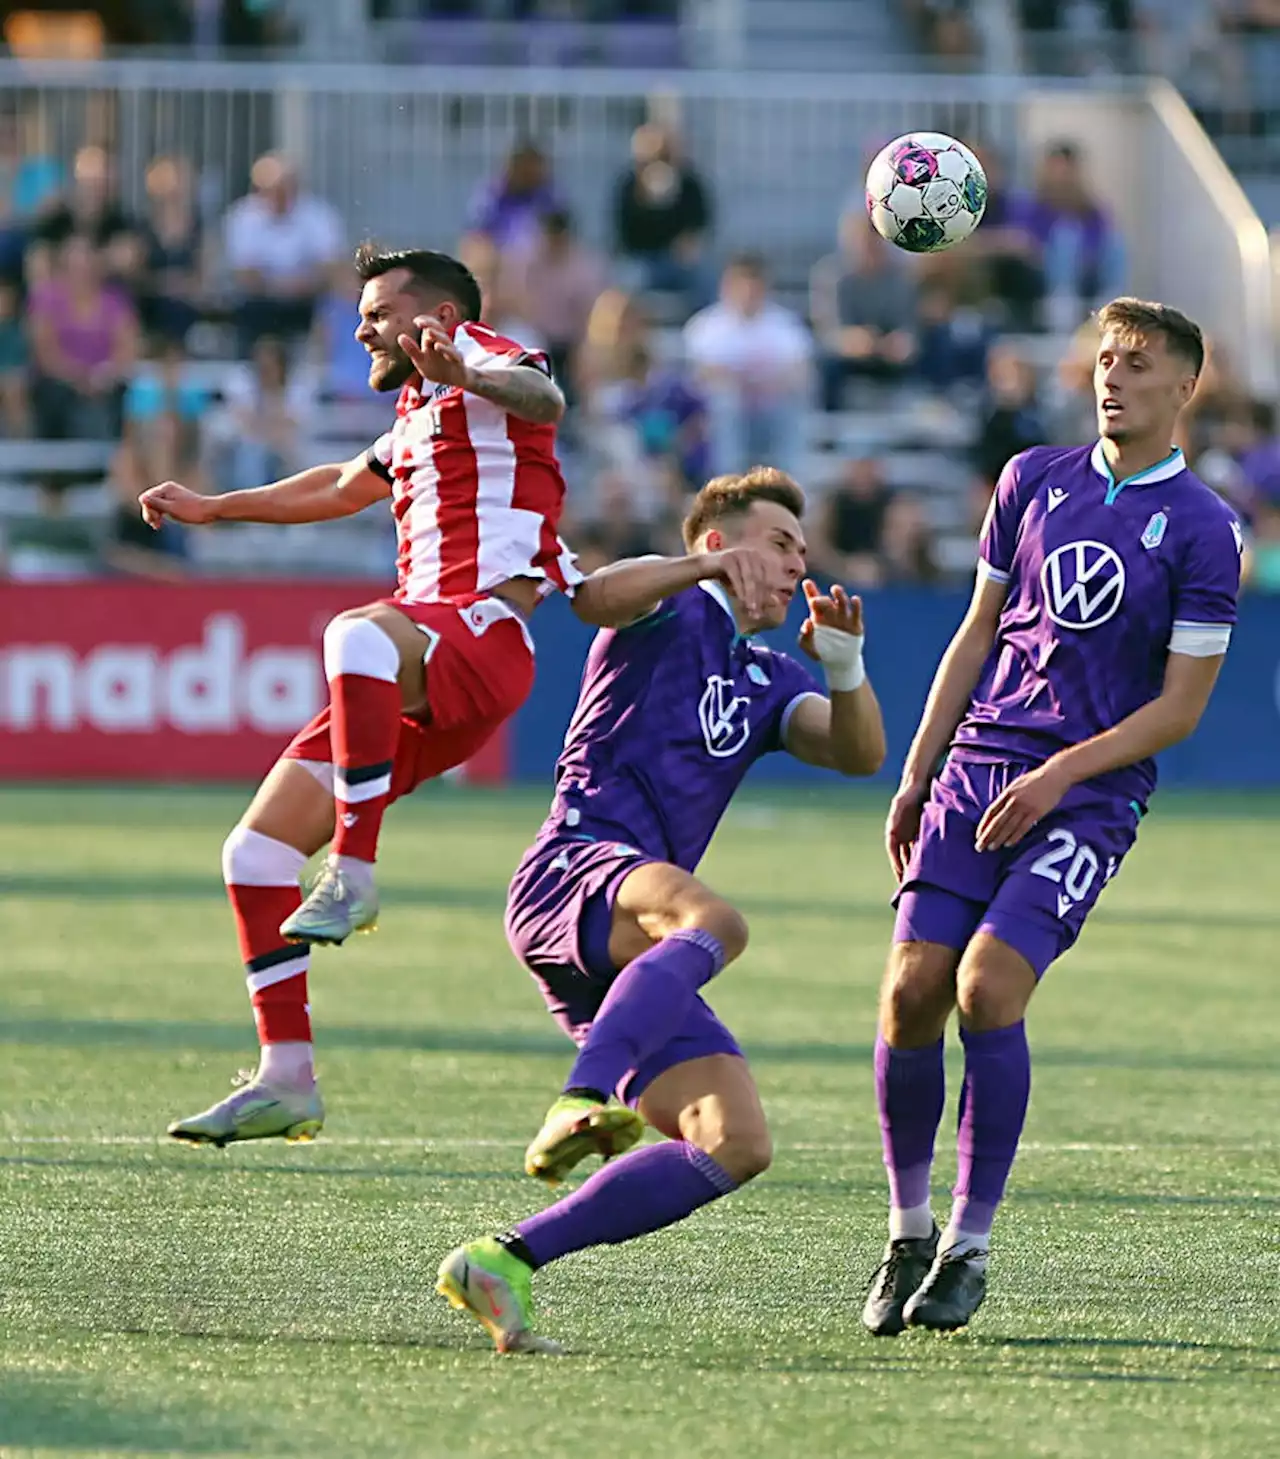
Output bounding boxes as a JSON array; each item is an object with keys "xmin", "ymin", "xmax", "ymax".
[
  {"xmin": 5, "ymin": 870, "xmax": 1279, "ymax": 938},
  {"xmin": 1, "ymin": 1015, "xmax": 1277, "ymax": 1078},
  {"xmin": 0, "ymin": 1371, "xmax": 260, "ymax": 1453}
]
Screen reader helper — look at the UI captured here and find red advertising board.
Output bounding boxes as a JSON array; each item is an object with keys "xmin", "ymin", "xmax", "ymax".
[{"xmin": 0, "ymin": 582, "xmax": 509, "ymax": 782}]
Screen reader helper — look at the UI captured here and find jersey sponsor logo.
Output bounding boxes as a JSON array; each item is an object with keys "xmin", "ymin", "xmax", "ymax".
[
  {"xmin": 1040, "ymin": 539, "xmax": 1126, "ymax": 630},
  {"xmin": 1047, "ymin": 486, "xmax": 1069, "ymax": 512},
  {"xmin": 698, "ymin": 674, "xmax": 751, "ymax": 758},
  {"xmin": 1140, "ymin": 511, "xmax": 1168, "ymax": 550}
]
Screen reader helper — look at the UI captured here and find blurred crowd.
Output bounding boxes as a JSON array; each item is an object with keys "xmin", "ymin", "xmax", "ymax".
[{"xmin": 2, "ymin": 104, "xmax": 1277, "ymax": 594}]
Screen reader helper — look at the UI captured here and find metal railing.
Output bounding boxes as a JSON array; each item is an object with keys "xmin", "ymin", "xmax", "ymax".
[{"xmin": 0, "ymin": 59, "xmax": 1025, "ymax": 280}]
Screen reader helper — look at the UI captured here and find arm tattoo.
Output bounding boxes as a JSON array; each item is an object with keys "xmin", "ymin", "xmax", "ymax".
[{"xmin": 465, "ymin": 365, "xmax": 565, "ymax": 424}]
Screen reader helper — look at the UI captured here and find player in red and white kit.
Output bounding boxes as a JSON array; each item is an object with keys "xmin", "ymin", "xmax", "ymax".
[{"xmin": 140, "ymin": 246, "xmax": 579, "ymax": 1146}]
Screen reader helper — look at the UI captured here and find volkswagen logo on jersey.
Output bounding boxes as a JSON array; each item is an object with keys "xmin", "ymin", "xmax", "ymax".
[
  {"xmin": 698, "ymin": 675, "xmax": 751, "ymax": 758},
  {"xmin": 1040, "ymin": 539, "xmax": 1126, "ymax": 630}
]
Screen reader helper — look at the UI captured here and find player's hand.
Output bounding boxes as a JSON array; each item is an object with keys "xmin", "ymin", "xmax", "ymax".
[
  {"xmin": 701, "ymin": 546, "xmax": 773, "ymax": 618},
  {"xmin": 400, "ymin": 315, "xmax": 470, "ymax": 390},
  {"xmin": 975, "ymin": 763, "xmax": 1071, "ymax": 851},
  {"xmin": 798, "ymin": 579, "xmax": 863, "ymax": 661},
  {"xmin": 138, "ymin": 481, "xmax": 217, "ymax": 529},
  {"xmin": 885, "ymin": 784, "xmax": 926, "ymax": 881}
]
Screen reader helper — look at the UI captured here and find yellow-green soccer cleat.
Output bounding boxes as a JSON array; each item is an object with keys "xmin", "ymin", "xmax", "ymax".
[
  {"xmin": 281, "ymin": 856, "xmax": 379, "ymax": 947},
  {"xmin": 167, "ymin": 1072, "xmax": 325, "ymax": 1148},
  {"xmin": 524, "ymin": 1094, "xmax": 645, "ymax": 1185},
  {"xmin": 436, "ymin": 1238, "xmax": 563, "ymax": 1355}
]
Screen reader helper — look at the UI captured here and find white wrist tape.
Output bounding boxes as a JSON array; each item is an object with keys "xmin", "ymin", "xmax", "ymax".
[{"xmin": 812, "ymin": 624, "xmax": 865, "ymax": 693}]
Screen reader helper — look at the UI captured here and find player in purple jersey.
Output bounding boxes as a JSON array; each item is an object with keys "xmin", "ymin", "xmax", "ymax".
[
  {"xmin": 862, "ymin": 298, "xmax": 1244, "ymax": 1336},
  {"xmin": 434, "ymin": 466, "xmax": 888, "ymax": 1353}
]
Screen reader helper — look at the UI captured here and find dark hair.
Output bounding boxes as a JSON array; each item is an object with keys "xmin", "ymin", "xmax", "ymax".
[
  {"xmin": 724, "ymin": 250, "xmax": 768, "ymax": 280},
  {"xmin": 682, "ymin": 466, "xmax": 805, "ymax": 549},
  {"xmin": 353, "ymin": 243, "xmax": 483, "ymax": 323},
  {"xmin": 543, "ymin": 208, "xmax": 574, "ymax": 235},
  {"xmin": 1096, "ymin": 296, "xmax": 1205, "ymax": 377}
]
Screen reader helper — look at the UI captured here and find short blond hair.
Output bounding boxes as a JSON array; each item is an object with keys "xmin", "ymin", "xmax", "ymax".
[
  {"xmin": 1096, "ymin": 297, "xmax": 1204, "ymax": 376},
  {"xmin": 682, "ymin": 466, "xmax": 806, "ymax": 550}
]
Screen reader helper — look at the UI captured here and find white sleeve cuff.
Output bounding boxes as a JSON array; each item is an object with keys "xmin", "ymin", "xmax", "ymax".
[
  {"xmin": 780, "ymin": 691, "xmax": 825, "ymax": 749},
  {"xmin": 1168, "ymin": 622, "xmax": 1232, "ymax": 657},
  {"xmin": 976, "ymin": 559, "xmax": 1009, "ymax": 584}
]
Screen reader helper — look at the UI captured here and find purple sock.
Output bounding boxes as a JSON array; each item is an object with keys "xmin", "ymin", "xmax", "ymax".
[
  {"xmin": 875, "ymin": 1033, "xmax": 945, "ymax": 1214},
  {"xmin": 951, "ymin": 1021, "xmax": 1031, "ymax": 1240},
  {"xmin": 566, "ymin": 929, "xmax": 724, "ymax": 1098},
  {"xmin": 516, "ymin": 1141, "xmax": 738, "ymax": 1267}
]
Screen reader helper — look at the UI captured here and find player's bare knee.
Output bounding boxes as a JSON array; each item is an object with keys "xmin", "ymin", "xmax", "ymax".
[
  {"xmin": 955, "ymin": 967, "xmax": 1028, "ymax": 1032},
  {"xmin": 881, "ymin": 945, "xmax": 955, "ymax": 1044},
  {"xmin": 687, "ymin": 1114, "xmax": 772, "ymax": 1184},
  {"xmin": 677, "ymin": 897, "xmax": 749, "ymax": 964}
]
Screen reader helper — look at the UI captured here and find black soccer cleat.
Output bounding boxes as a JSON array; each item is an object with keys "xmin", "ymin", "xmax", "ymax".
[
  {"xmin": 861, "ymin": 1225, "xmax": 939, "ymax": 1337},
  {"xmin": 903, "ymin": 1246, "xmax": 987, "ymax": 1332}
]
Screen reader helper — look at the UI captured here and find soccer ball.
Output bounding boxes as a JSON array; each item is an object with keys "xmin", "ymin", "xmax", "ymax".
[{"xmin": 865, "ymin": 132, "xmax": 987, "ymax": 254}]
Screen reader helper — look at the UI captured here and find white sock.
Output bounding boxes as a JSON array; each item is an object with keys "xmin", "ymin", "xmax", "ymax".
[
  {"xmin": 889, "ymin": 1204, "xmax": 935, "ymax": 1241},
  {"xmin": 332, "ymin": 852, "xmax": 376, "ymax": 880},
  {"xmin": 940, "ymin": 1224, "xmax": 990, "ymax": 1267},
  {"xmin": 257, "ymin": 1040, "xmax": 316, "ymax": 1090}
]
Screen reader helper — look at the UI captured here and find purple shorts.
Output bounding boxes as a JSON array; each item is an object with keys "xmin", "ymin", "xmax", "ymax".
[
  {"xmin": 505, "ymin": 835, "xmax": 744, "ymax": 1105},
  {"xmin": 893, "ymin": 757, "xmax": 1142, "ymax": 978}
]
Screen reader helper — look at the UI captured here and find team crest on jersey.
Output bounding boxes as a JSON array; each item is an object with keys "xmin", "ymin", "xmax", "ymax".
[
  {"xmin": 746, "ymin": 662, "xmax": 770, "ymax": 686},
  {"xmin": 1040, "ymin": 540, "xmax": 1126, "ymax": 630},
  {"xmin": 1140, "ymin": 511, "xmax": 1168, "ymax": 550},
  {"xmin": 698, "ymin": 675, "xmax": 751, "ymax": 758}
]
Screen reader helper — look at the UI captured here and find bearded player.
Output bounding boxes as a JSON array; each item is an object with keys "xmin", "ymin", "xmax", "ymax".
[
  {"xmin": 432, "ymin": 467, "xmax": 888, "ymax": 1353},
  {"xmin": 862, "ymin": 298, "xmax": 1243, "ymax": 1335},
  {"xmin": 139, "ymin": 246, "xmax": 578, "ymax": 1148}
]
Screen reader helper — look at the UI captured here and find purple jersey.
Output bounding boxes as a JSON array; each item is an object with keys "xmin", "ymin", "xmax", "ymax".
[
  {"xmin": 537, "ymin": 581, "xmax": 822, "ymax": 869},
  {"xmin": 955, "ymin": 442, "xmax": 1242, "ymax": 804}
]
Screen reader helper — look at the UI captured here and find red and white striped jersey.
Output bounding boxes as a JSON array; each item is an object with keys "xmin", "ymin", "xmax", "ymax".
[{"xmin": 365, "ymin": 322, "xmax": 580, "ymax": 604}]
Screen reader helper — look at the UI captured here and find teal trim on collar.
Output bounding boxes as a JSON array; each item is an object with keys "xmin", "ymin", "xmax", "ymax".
[
  {"xmin": 697, "ymin": 579, "xmax": 744, "ymax": 642},
  {"xmin": 1090, "ymin": 440, "xmax": 1186, "ymax": 505}
]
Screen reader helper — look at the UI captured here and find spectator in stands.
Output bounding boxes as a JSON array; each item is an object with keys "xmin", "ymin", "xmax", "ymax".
[
  {"xmin": 880, "ymin": 491, "xmax": 941, "ymax": 585},
  {"xmin": 456, "ymin": 232, "xmax": 545, "ymax": 349},
  {"xmin": 138, "ymin": 154, "xmax": 207, "ymax": 345},
  {"xmin": 0, "ymin": 279, "xmax": 30, "ymax": 436},
  {"xmin": 0, "ymin": 104, "xmax": 62, "ymax": 282},
  {"xmin": 312, "ymin": 264, "xmax": 375, "ymax": 402},
  {"xmin": 105, "ymin": 340, "xmax": 208, "ymax": 579},
  {"xmin": 216, "ymin": 335, "xmax": 311, "ymax": 492},
  {"xmin": 222, "ymin": 153, "xmax": 344, "ymax": 356},
  {"xmin": 465, "ymin": 140, "xmax": 562, "ymax": 262},
  {"xmin": 27, "ymin": 234, "xmax": 139, "ymax": 441},
  {"xmin": 914, "ymin": 281, "xmax": 993, "ymax": 395},
  {"xmin": 969, "ymin": 146, "xmax": 1043, "ymax": 331},
  {"xmin": 684, "ymin": 253, "xmax": 812, "ymax": 479},
  {"xmin": 972, "ymin": 341, "xmax": 1047, "ymax": 488},
  {"xmin": 1027, "ymin": 141, "xmax": 1126, "ymax": 333},
  {"xmin": 28, "ymin": 146, "xmax": 143, "ymax": 293},
  {"xmin": 809, "ymin": 212, "xmax": 917, "ymax": 411},
  {"xmin": 810, "ymin": 455, "xmax": 893, "ymax": 586},
  {"xmin": 612, "ymin": 122, "xmax": 713, "ymax": 315},
  {"xmin": 505, "ymin": 209, "xmax": 607, "ymax": 395}
]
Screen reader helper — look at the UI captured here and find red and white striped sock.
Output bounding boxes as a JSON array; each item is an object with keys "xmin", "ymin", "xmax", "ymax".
[
  {"xmin": 222, "ymin": 825, "xmax": 314, "ymax": 1086},
  {"xmin": 323, "ymin": 616, "xmax": 403, "ymax": 865}
]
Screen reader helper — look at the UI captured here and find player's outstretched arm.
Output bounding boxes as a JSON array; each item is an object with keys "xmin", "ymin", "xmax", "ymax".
[
  {"xmin": 975, "ymin": 651, "xmax": 1225, "ymax": 851},
  {"xmin": 885, "ymin": 571, "xmax": 1006, "ymax": 875},
  {"xmin": 399, "ymin": 317, "xmax": 565, "ymax": 425},
  {"xmin": 572, "ymin": 548, "xmax": 772, "ymax": 628},
  {"xmin": 138, "ymin": 450, "xmax": 391, "ymax": 529},
  {"xmin": 786, "ymin": 581, "xmax": 886, "ymax": 776}
]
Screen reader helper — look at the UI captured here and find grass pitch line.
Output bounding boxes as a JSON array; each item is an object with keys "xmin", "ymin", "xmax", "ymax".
[{"xmin": 0, "ymin": 1134, "xmax": 1206, "ymax": 1154}]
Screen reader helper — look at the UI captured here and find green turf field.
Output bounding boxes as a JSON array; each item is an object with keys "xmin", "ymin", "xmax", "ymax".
[{"xmin": 1, "ymin": 783, "xmax": 1277, "ymax": 1459}]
